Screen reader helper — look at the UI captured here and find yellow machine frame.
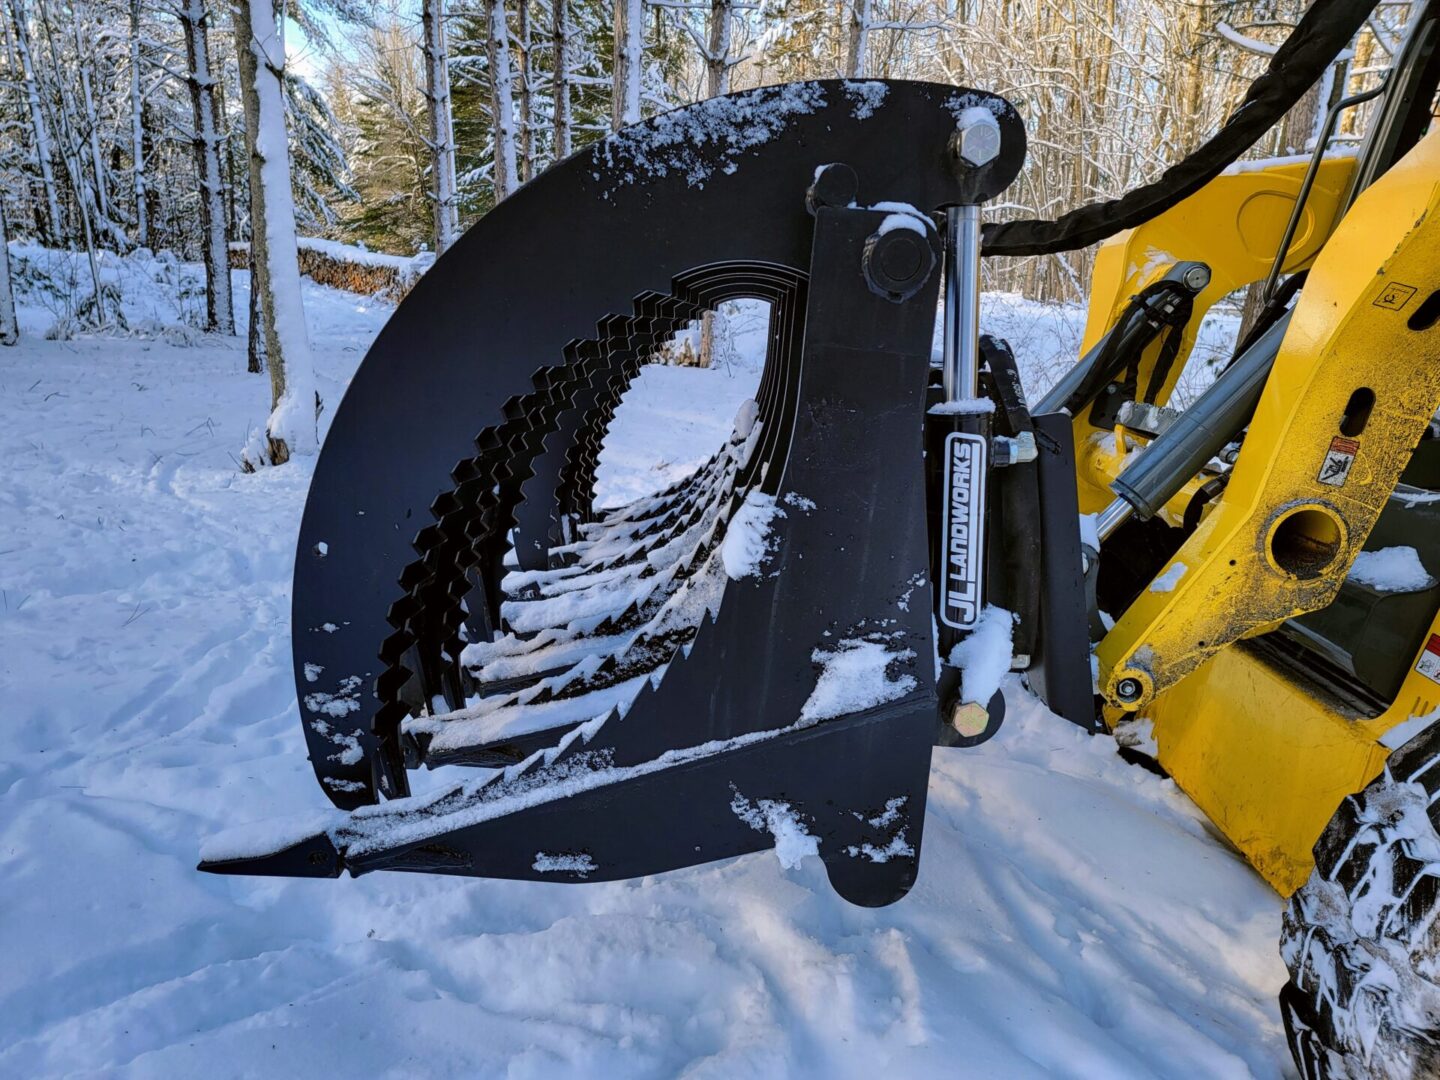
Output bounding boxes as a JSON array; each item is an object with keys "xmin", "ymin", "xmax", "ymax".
[{"xmin": 1073, "ymin": 133, "xmax": 1440, "ymax": 893}]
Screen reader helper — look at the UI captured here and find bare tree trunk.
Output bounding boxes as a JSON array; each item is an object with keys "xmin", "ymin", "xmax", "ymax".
[
  {"xmin": 705, "ymin": 0, "xmax": 732, "ymax": 97},
  {"xmin": 552, "ymin": 0, "xmax": 571, "ymax": 158},
  {"xmin": 180, "ymin": 0, "xmax": 235, "ymax": 333},
  {"xmin": 422, "ymin": 0, "xmax": 459, "ymax": 251},
  {"xmin": 71, "ymin": 11, "xmax": 113, "ymax": 230},
  {"xmin": 33, "ymin": 0, "xmax": 107, "ymax": 318},
  {"xmin": 696, "ymin": 0, "xmax": 735, "ymax": 365},
  {"xmin": 846, "ymin": 0, "xmax": 870, "ymax": 78},
  {"xmin": 0, "ymin": 200, "xmax": 17, "ymax": 346},
  {"xmin": 487, "ymin": 0, "xmax": 518, "ymax": 200},
  {"xmin": 247, "ymin": 248, "xmax": 266, "ymax": 373},
  {"xmin": 9, "ymin": 0, "xmax": 63, "ymax": 244},
  {"xmin": 129, "ymin": 0, "xmax": 149, "ymax": 248},
  {"xmin": 611, "ymin": 0, "xmax": 642, "ymax": 130},
  {"xmin": 516, "ymin": 0, "xmax": 532, "ymax": 182},
  {"xmin": 234, "ymin": 0, "xmax": 317, "ymax": 464}
]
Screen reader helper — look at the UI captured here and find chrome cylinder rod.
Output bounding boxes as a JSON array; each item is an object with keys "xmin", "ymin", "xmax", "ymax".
[
  {"xmin": 1094, "ymin": 496, "xmax": 1135, "ymax": 543},
  {"xmin": 942, "ymin": 204, "xmax": 983, "ymax": 402}
]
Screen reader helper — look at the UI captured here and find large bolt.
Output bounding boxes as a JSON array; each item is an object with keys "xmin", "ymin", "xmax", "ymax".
[
  {"xmin": 806, "ymin": 162, "xmax": 859, "ymax": 216},
  {"xmin": 1115, "ymin": 677, "xmax": 1143, "ymax": 703},
  {"xmin": 950, "ymin": 109, "xmax": 1002, "ymax": 169},
  {"xmin": 1182, "ymin": 263, "xmax": 1212, "ymax": 293},
  {"xmin": 862, "ymin": 222, "xmax": 935, "ymax": 303}
]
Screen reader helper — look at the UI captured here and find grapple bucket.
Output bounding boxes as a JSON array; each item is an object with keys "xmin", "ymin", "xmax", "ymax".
[{"xmin": 201, "ymin": 81, "xmax": 1062, "ymax": 907}]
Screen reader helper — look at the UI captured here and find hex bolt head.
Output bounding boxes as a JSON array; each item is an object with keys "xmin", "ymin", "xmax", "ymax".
[
  {"xmin": 1115, "ymin": 677, "xmax": 1143, "ymax": 703},
  {"xmin": 950, "ymin": 110, "xmax": 1002, "ymax": 169}
]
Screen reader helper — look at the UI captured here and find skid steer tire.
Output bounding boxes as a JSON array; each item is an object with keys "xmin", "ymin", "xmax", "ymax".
[{"xmin": 1280, "ymin": 719, "xmax": 1440, "ymax": 1079}]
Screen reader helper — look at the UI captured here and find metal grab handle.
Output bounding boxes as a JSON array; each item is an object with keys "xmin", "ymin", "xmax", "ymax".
[{"xmin": 1261, "ymin": 78, "xmax": 1389, "ymax": 305}]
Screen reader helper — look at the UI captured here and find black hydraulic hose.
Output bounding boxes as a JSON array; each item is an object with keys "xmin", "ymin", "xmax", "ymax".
[{"xmin": 982, "ymin": 0, "xmax": 1380, "ymax": 258}]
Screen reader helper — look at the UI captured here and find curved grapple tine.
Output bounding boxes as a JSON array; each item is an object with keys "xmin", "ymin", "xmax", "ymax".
[{"xmin": 208, "ymin": 80, "xmax": 1025, "ymax": 907}]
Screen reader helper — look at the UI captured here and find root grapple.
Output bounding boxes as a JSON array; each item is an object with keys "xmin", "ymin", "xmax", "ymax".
[{"xmin": 202, "ymin": 79, "xmax": 1093, "ymax": 907}]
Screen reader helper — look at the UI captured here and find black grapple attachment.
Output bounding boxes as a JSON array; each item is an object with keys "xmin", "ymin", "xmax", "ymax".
[{"xmin": 201, "ymin": 80, "xmax": 1092, "ymax": 907}]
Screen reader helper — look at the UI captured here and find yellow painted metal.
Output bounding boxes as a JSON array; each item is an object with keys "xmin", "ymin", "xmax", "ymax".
[
  {"xmin": 1131, "ymin": 608, "xmax": 1440, "ymax": 895},
  {"xmin": 1068, "ymin": 131, "xmax": 1440, "ymax": 896},
  {"xmin": 1098, "ymin": 128, "xmax": 1440, "ymax": 710},
  {"xmin": 1072, "ymin": 156, "xmax": 1357, "ymax": 514}
]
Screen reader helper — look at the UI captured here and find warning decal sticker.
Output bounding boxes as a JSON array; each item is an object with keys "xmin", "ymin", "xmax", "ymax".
[
  {"xmin": 1417, "ymin": 634, "xmax": 1440, "ymax": 685},
  {"xmin": 1318, "ymin": 435, "xmax": 1360, "ymax": 487},
  {"xmin": 1374, "ymin": 282, "xmax": 1418, "ymax": 311}
]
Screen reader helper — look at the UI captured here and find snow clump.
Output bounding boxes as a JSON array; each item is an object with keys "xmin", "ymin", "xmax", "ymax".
[
  {"xmin": 722, "ymin": 490, "xmax": 784, "ymax": 579},
  {"xmin": 948, "ymin": 605, "xmax": 1014, "ymax": 706},
  {"xmin": 1349, "ymin": 546, "xmax": 1434, "ymax": 593},
  {"xmin": 730, "ymin": 791, "xmax": 820, "ymax": 869},
  {"xmin": 802, "ymin": 637, "xmax": 918, "ymax": 722}
]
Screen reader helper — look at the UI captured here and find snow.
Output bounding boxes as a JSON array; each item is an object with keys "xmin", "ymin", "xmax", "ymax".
[
  {"xmin": 1348, "ymin": 545, "xmax": 1434, "ymax": 593},
  {"xmin": 721, "ymin": 489, "xmax": 783, "ymax": 579},
  {"xmin": 841, "ymin": 79, "xmax": 889, "ymax": 119},
  {"xmin": 297, "ymin": 236, "xmax": 429, "ymax": 271},
  {"xmin": 731, "ymin": 793, "xmax": 821, "ymax": 869},
  {"xmin": 0, "ymin": 249, "xmax": 1289, "ymax": 1077},
  {"xmin": 1150, "ymin": 561, "xmax": 1188, "ymax": 593},
  {"xmin": 1216, "ymin": 21, "xmax": 1280, "ymax": 57},
  {"xmin": 928, "ymin": 396, "xmax": 995, "ymax": 415},
  {"xmin": 944, "ymin": 91, "xmax": 1011, "ymax": 121},
  {"xmin": 801, "ymin": 638, "xmax": 919, "ymax": 722},
  {"xmin": 879, "ymin": 211, "xmax": 928, "ymax": 237},
  {"xmin": 596, "ymin": 81, "xmax": 826, "ymax": 190},
  {"xmin": 1115, "ymin": 715, "xmax": 1160, "ymax": 759},
  {"xmin": 1380, "ymin": 706, "xmax": 1440, "ymax": 751},
  {"xmin": 533, "ymin": 852, "xmax": 597, "ymax": 877},
  {"xmin": 947, "ymin": 605, "xmax": 1014, "ymax": 706}
]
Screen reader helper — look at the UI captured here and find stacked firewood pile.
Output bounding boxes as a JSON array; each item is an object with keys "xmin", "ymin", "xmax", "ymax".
[{"xmin": 228, "ymin": 240, "xmax": 431, "ymax": 301}]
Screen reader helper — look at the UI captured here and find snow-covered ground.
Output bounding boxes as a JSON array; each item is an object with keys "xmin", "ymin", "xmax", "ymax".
[{"xmin": 0, "ymin": 253, "xmax": 1285, "ymax": 1078}]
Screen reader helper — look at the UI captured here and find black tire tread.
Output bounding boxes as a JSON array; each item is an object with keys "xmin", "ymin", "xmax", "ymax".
[{"xmin": 1280, "ymin": 717, "xmax": 1440, "ymax": 1079}]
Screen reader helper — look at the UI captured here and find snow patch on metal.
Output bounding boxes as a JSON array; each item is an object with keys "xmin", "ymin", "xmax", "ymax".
[
  {"xmin": 802, "ymin": 636, "xmax": 919, "ymax": 722},
  {"xmin": 595, "ymin": 82, "xmax": 827, "ymax": 192},
  {"xmin": 533, "ymin": 851, "xmax": 597, "ymax": 877},
  {"xmin": 730, "ymin": 790, "xmax": 820, "ymax": 869},
  {"xmin": 841, "ymin": 80, "xmax": 889, "ymax": 119}
]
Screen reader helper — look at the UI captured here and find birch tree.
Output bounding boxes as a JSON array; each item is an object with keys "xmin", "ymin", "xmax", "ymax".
[
  {"xmin": 516, "ymin": 0, "xmax": 532, "ymax": 181},
  {"xmin": 234, "ymin": 0, "xmax": 318, "ymax": 464},
  {"xmin": 552, "ymin": 0, "xmax": 571, "ymax": 158},
  {"xmin": 487, "ymin": 0, "xmax": 519, "ymax": 199},
  {"xmin": 612, "ymin": 0, "xmax": 642, "ymax": 129},
  {"xmin": 129, "ymin": 0, "xmax": 149, "ymax": 249},
  {"xmin": 8, "ymin": 0, "xmax": 63, "ymax": 243},
  {"xmin": 0, "ymin": 199, "xmax": 17, "ymax": 346},
  {"xmin": 179, "ymin": 0, "xmax": 235, "ymax": 332},
  {"xmin": 422, "ymin": 0, "xmax": 459, "ymax": 251}
]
